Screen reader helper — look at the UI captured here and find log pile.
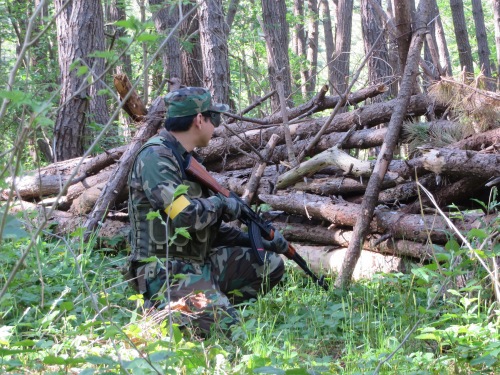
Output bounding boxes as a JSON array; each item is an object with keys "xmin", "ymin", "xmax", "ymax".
[{"xmin": 4, "ymin": 75, "xmax": 500, "ymax": 279}]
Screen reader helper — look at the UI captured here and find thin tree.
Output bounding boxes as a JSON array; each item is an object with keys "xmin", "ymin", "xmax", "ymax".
[
  {"xmin": 106, "ymin": 0, "xmax": 132, "ymax": 77},
  {"xmin": 319, "ymin": 0, "xmax": 335, "ymax": 95},
  {"xmin": 197, "ymin": 0, "xmax": 230, "ymax": 104},
  {"xmin": 180, "ymin": 2, "xmax": 204, "ymax": 87},
  {"xmin": 150, "ymin": 0, "xmax": 182, "ymax": 90},
  {"xmin": 331, "ymin": 0, "xmax": 353, "ymax": 95},
  {"xmin": 361, "ymin": 0, "xmax": 391, "ymax": 101},
  {"xmin": 260, "ymin": 0, "xmax": 293, "ymax": 111},
  {"xmin": 471, "ymin": 0, "xmax": 493, "ymax": 88},
  {"xmin": 495, "ymin": 0, "xmax": 500, "ymax": 90},
  {"xmin": 430, "ymin": 0, "xmax": 452, "ymax": 76},
  {"xmin": 394, "ymin": 0, "xmax": 413, "ymax": 76},
  {"xmin": 53, "ymin": 0, "xmax": 108, "ymax": 161},
  {"xmin": 335, "ymin": 0, "xmax": 430, "ymax": 290},
  {"xmin": 450, "ymin": 0, "xmax": 474, "ymax": 74},
  {"xmin": 305, "ymin": 0, "xmax": 319, "ymax": 96},
  {"xmin": 293, "ymin": 0, "xmax": 308, "ymax": 97}
]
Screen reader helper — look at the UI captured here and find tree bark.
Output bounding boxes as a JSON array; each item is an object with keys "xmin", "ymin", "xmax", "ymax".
[
  {"xmin": 83, "ymin": 97, "xmax": 165, "ymax": 240},
  {"xmin": 197, "ymin": 0, "xmax": 230, "ymax": 104},
  {"xmin": 150, "ymin": 0, "xmax": 182, "ymax": 84},
  {"xmin": 331, "ymin": 0, "xmax": 354, "ymax": 95},
  {"xmin": 180, "ymin": 2, "xmax": 204, "ymax": 87},
  {"xmin": 471, "ymin": 0, "xmax": 493, "ymax": 88},
  {"xmin": 53, "ymin": 0, "xmax": 107, "ymax": 161},
  {"xmin": 319, "ymin": 0, "xmax": 335, "ymax": 95},
  {"xmin": 494, "ymin": 0, "xmax": 500, "ymax": 90},
  {"xmin": 272, "ymin": 221, "xmax": 436, "ymax": 260},
  {"xmin": 361, "ymin": 0, "xmax": 391, "ymax": 101},
  {"xmin": 259, "ymin": 192, "xmax": 484, "ymax": 245},
  {"xmin": 394, "ymin": 0, "xmax": 413, "ymax": 75},
  {"xmin": 419, "ymin": 147, "xmax": 500, "ymax": 179},
  {"xmin": 305, "ymin": 0, "xmax": 319, "ymax": 95},
  {"xmin": 335, "ymin": 0, "xmax": 429, "ymax": 289},
  {"xmin": 449, "ymin": 0, "xmax": 474, "ymax": 74},
  {"xmin": 261, "ymin": 0, "xmax": 293, "ymax": 111}
]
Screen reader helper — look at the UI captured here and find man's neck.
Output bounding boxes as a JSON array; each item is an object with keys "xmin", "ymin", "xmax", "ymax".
[{"xmin": 170, "ymin": 130, "xmax": 196, "ymax": 152}]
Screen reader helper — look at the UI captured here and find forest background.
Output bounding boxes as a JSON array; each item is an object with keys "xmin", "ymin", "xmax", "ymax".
[{"xmin": 0, "ymin": 0, "xmax": 499, "ymax": 374}]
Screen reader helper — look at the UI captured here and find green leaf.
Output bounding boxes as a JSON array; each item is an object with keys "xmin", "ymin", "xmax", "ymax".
[
  {"xmin": 43, "ymin": 355, "xmax": 67, "ymax": 365},
  {"xmin": 136, "ymin": 33, "xmax": 160, "ymax": 42},
  {"xmin": 76, "ymin": 65, "xmax": 89, "ymax": 77},
  {"xmin": 146, "ymin": 210, "xmax": 162, "ymax": 221},
  {"xmin": 445, "ymin": 239, "xmax": 460, "ymax": 252},
  {"xmin": 115, "ymin": 17, "xmax": 141, "ymax": 30},
  {"xmin": 415, "ymin": 333, "xmax": 441, "ymax": 341},
  {"xmin": 88, "ymin": 50, "xmax": 118, "ymax": 59},
  {"xmin": 1, "ymin": 211, "xmax": 28, "ymax": 240},
  {"xmin": 468, "ymin": 228, "xmax": 488, "ymax": 240},
  {"xmin": 85, "ymin": 355, "xmax": 116, "ymax": 365},
  {"xmin": 174, "ymin": 227, "xmax": 191, "ymax": 240},
  {"xmin": 254, "ymin": 367, "xmax": 286, "ymax": 374},
  {"xmin": 173, "ymin": 184, "xmax": 190, "ymax": 199},
  {"xmin": 60, "ymin": 301, "xmax": 74, "ymax": 311}
]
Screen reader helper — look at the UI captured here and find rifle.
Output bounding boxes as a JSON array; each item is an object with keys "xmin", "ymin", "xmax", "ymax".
[{"xmin": 185, "ymin": 155, "xmax": 329, "ymax": 291}]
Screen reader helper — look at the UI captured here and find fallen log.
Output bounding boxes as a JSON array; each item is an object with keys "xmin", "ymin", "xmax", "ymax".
[
  {"xmin": 271, "ymin": 221, "xmax": 436, "ymax": 259},
  {"xmin": 259, "ymin": 192, "xmax": 485, "ymax": 244},
  {"xmin": 83, "ymin": 97, "xmax": 165, "ymax": 240},
  {"xmin": 419, "ymin": 147, "xmax": 500, "ymax": 179},
  {"xmin": 200, "ymin": 94, "xmax": 438, "ymax": 164},
  {"xmin": 2, "ymin": 146, "xmax": 126, "ymax": 201}
]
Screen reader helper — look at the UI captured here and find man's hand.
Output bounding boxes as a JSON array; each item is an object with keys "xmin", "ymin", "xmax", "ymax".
[
  {"xmin": 218, "ymin": 193, "xmax": 244, "ymax": 221},
  {"xmin": 263, "ymin": 230, "xmax": 289, "ymax": 254}
]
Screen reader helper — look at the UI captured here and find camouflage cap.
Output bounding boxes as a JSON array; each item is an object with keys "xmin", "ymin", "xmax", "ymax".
[{"xmin": 164, "ymin": 87, "xmax": 229, "ymax": 118}]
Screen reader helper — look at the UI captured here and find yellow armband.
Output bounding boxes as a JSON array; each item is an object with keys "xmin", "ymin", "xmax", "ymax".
[{"xmin": 165, "ymin": 195, "xmax": 191, "ymax": 219}]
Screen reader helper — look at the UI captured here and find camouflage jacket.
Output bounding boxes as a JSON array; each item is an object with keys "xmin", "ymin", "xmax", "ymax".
[{"xmin": 128, "ymin": 129, "xmax": 249, "ymax": 263}]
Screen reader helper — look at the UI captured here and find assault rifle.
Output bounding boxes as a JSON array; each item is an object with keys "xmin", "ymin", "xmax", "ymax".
[{"xmin": 185, "ymin": 156, "xmax": 329, "ymax": 291}]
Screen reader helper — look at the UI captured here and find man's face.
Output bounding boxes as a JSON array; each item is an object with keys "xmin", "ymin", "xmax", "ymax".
[{"xmin": 197, "ymin": 113, "xmax": 216, "ymax": 147}]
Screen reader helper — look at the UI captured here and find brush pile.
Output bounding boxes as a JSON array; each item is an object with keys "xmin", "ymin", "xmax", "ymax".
[{"xmin": 5, "ymin": 76, "xmax": 500, "ymax": 276}]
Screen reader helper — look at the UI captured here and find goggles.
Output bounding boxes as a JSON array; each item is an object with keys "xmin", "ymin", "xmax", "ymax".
[{"xmin": 205, "ymin": 111, "xmax": 221, "ymax": 127}]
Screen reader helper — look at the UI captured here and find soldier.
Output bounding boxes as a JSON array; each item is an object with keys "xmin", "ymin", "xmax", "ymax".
[{"xmin": 126, "ymin": 87, "xmax": 287, "ymax": 337}]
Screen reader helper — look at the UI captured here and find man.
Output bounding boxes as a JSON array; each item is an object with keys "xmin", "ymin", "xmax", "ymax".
[{"xmin": 127, "ymin": 87, "xmax": 287, "ymax": 336}]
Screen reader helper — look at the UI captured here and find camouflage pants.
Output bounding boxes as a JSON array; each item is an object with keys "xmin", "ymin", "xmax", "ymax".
[{"xmin": 141, "ymin": 246, "xmax": 284, "ymax": 335}]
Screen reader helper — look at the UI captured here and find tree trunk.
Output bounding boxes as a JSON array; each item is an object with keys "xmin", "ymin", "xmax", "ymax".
[
  {"xmin": 83, "ymin": 97, "xmax": 165, "ymax": 240},
  {"xmin": 335, "ymin": 0, "xmax": 429, "ymax": 289},
  {"xmin": 394, "ymin": 0, "xmax": 413, "ymax": 75},
  {"xmin": 293, "ymin": 0, "xmax": 308, "ymax": 95},
  {"xmin": 261, "ymin": 0, "xmax": 293, "ymax": 111},
  {"xmin": 106, "ymin": 0, "xmax": 132, "ymax": 77},
  {"xmin": 305, "ymin": 0, "xmax": 319, "ymax": 96},
  {"xmin": 180, "ymin": 2, "xmax": 204, "ymax": 87},
  {"xmin": 150, "ymin": 0, "xmax": 182, "ymax": 85},
  {"xmin": 471, "ymin": 0, "xmax": 493, "ymax": 88},
  {"xmin": 361, "ymin": 0, "xmax": 391, "ymax": 101},
  {"xmin": 450, "ymin": 0, "xmax": 474, "ymax": 74},
  {"xmin": 494, "ymin": 0, "xmax": 500, "ymax": 90},
  {"xmin": 319, "ymin": 0, "xmax": 335, "ymax": 95},
  {"xmin": 332, "ymin": 0, "xmax": 354, "ymax": 95},
  {"xmin": 259, "ymin": 192, "xmax": 484, "ymax": 245},
  {"xmin": 197, "ymin": 0, "xmax": 230, "ymax": 104},
  {"xmin": 54, "ymin": 0, "xmax": 107, "ymax": 161}
]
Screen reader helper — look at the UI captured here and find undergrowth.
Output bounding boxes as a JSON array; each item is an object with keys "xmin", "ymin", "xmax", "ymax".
[{"xmin": 0, "ymin": 210, "xmax": 499, "ymax": 374}]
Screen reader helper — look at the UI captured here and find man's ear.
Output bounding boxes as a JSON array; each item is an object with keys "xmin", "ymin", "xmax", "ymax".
[{"xmin": 194, "ymin": 113, "xmax": 203, "ymax": 129}]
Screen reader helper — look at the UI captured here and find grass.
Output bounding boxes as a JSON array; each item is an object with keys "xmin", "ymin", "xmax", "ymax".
[{"xmin": 0, "ymin": 214, "xmax": 499, "ymax": 374}]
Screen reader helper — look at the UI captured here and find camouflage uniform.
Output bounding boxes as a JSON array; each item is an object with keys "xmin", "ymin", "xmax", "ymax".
[{"xmin": 127, "ymin": 87, "xmax": 284, "ymax": 335}]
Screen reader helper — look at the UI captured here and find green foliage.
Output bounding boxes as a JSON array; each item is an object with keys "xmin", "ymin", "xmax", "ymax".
[{"xmin": 1, "ymin": 216, "xmax": 499, "ymax": 374}]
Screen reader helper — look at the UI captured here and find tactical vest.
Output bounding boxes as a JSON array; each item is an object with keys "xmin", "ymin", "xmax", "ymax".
[{"xmin": 128, "ymin": 136, "xmax": 217, "ymax": 263}]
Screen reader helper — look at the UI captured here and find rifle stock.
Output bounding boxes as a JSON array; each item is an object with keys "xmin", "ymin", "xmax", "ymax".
[{"xmin": 185, "ymin": 156, "xmax": 328, "ymax": 291}]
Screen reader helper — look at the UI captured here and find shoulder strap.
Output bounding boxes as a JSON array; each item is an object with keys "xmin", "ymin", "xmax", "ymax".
[{"xmin": 161, "ymin": 139, "xmax": 188, "ymax": 180}]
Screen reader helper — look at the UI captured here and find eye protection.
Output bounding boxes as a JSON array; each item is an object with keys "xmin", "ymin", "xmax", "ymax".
[{"xmin": 207, "ymin": 111, "xmax": 221, "ymax": 127}]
